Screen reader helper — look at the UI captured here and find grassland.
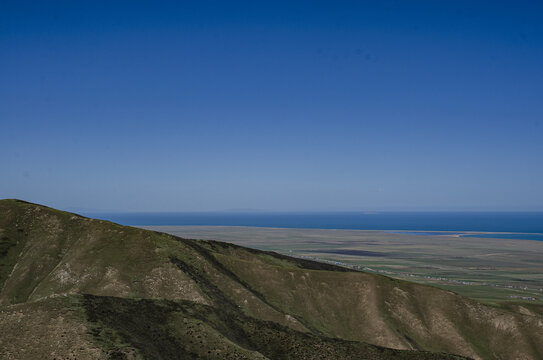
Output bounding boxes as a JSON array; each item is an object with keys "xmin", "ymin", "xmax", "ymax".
[{"xmin": 145, "ymin": 226, "xmax": 543, "ymax": 305}]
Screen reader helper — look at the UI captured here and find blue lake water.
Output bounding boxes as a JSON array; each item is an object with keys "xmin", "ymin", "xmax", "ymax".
[{"xmin": 83, "ymin": 211, "xmax": 543, "ymax": 241}]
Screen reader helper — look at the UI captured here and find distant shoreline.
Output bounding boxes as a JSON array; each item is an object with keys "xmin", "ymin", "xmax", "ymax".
[
  {"xmin": 84, "ymin": 211, "xmax": 543, "ymax": 236},
  {"xmin": 137, "ymin": 225, "xmax": 543, "ymax": 242}
]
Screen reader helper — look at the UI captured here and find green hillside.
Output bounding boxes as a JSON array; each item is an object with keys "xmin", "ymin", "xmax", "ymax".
[{"xmin": 1, "ymin": 199, "xmax": 542, "ymax": 359}]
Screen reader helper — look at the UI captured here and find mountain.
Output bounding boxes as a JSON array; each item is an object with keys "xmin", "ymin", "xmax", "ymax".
[{"xmin": 0, "ymin": 199, "xmax": 541, "ymax": 359}]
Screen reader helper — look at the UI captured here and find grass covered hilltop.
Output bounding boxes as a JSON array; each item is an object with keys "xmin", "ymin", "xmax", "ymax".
[{"xmin": 0, "ymin": 200, "xmax": 542, "ymax": 359}]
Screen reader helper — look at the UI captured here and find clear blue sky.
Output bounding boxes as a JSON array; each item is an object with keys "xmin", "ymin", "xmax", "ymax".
[{"xmin": 1, "ymin": 1, "xmax": 542, "ymax": 212}]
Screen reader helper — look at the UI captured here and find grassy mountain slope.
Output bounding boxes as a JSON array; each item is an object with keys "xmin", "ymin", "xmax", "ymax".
[
  {"xmin": 206, "ymin": 241, "xmax": 543, "ymax": 359},
  {"xmin": 1, "ymin": 199, "xmax": 541, "ymax": 359}
]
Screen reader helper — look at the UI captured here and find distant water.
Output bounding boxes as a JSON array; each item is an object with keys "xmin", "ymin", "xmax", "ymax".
[{"xmin": 83, "ymin": 211, "xmax": 543, "ymax": 239}]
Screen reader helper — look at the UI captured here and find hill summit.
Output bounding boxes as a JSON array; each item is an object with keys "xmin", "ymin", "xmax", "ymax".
[{"xmin": 0, "ymin": 199, "xmax": 541, "ymax": 359}]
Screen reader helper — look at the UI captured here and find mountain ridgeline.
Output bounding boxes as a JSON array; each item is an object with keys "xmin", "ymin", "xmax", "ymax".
[{"xmin": 0, "ymin": 200, "xmax": 542, "ymax": 359}]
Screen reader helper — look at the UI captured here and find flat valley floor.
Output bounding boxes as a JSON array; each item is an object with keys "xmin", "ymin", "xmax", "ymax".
[{"xmin": 143, "ymin": 226, "xmax": 543, "ymax": 305}]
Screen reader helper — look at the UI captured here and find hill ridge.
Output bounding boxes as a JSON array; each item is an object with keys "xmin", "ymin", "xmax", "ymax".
[{"xmin": 1, "ymin": 199, "xmax": 542, "ymax": 359}]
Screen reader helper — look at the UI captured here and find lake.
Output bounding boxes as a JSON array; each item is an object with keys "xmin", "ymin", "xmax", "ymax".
[{"xmin": 83, "ymin": 211, "xmax": 543, "ymax": 239}]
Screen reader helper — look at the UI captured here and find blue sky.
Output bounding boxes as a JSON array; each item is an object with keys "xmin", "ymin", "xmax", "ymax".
[{"xmin": 1, "ymin": 1, "xmax": 542, "ymax": 212}]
